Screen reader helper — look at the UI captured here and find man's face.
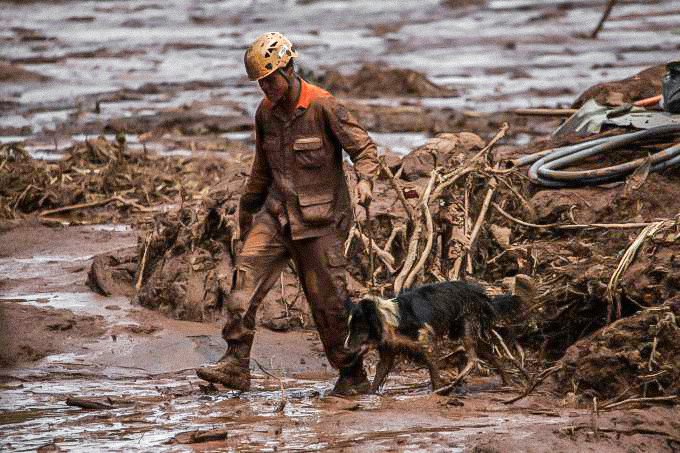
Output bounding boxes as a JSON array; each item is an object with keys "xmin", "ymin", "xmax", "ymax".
[{"xmin": 258, "ymin": 70, "xmax": 288, "ymax": 104}]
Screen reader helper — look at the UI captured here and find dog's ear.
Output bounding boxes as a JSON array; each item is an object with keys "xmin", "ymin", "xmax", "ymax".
[{"xmin": 360, "ymin": 298, "xmax": 384, "ymax": 340}]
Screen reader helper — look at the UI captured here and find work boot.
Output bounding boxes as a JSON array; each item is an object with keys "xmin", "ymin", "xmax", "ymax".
[
  {"xmin": 330, "ymin": 364, "xmax": 370, "ymax": 396},
  {"xmin": 196, "ymin": 341, "xmax": 251, "ymax": 391}
]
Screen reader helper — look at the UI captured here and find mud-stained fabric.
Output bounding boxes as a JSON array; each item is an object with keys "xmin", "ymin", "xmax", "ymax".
[
  {"xmin": 223, "ymin": 210, "xmax": 356, "ymax": 370},
  {"xmin": 239, "ymin": 78, "xmax": 379, "ymax": 240}
]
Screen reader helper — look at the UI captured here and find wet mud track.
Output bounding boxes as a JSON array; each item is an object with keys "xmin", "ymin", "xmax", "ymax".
[
  {"xmin": 2, "ymin": 0, "xmax": 680, "ymax": 451},
  {"xmin": 2, "ymin": 225, "xmax": 677, "ymax": 452},
  {"xmin": 0, "ymin": 371, "xmax": 570, "ymax": 452}
]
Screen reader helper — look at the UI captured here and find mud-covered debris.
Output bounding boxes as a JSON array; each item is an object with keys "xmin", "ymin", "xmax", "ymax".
[
  {"xmin": 87, "ymin": 246, "xmax": 137, "ymax": 297},
  {"xmin": 573, "ymin": 65, "xmax": 665, "ymax": 108},
  {"xmin": 65, "ymin": 397, "xmax": 114, "ymax": 410},
  {"xmin": 0, "ymin": 137, "xmax": 245, "ymax": 222},
  {"xmin": 0, "ymin": 304, "xmax": 106, "ymax": 367},
  {"xmin": 131, "ymin": 186, "xmax": 238, "ymax": 322},
  {"xmin": 554, "ymin": 300, "xmax": 680, "ymax": 400},
  {"xmin": 320, "ymin": 64, "xmax": 457, "ymax": 98},
  {"xmin": 173, "ymin": 428, "xmax": 229, "ymax": 444},
  {"xmin": 263, "ymin": 316, "xmax": 304, "ymax": 332},
  {"xmin": 400, "ymin": 132, "xmax": 484, "ymax": 181},
  {"xmin": 620, "ymin": 230, "xmax": 680, "ymax": 305}
]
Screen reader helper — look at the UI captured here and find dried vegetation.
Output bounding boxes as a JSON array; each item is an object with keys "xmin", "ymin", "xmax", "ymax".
[{"xmin": 2, "ymin": 65, "xmax": 679, "ymax": 408}]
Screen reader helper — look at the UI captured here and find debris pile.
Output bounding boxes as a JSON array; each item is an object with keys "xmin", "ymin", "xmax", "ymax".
[
  {"xmin": 130, "ymin": 186, "xmax": 238, "ymax": 321},
  {"xmin": 556, "ymin": 300, "xmax": 680, "ymax": 400},
  {"xmin": 319, "ymin": 64, "xmax": 457, "ymax": 98},
  {"xmin": 0, "ymin": 136, "xmax": 241, "ymax": 222},
  {"xmin": 87, "ymin": 180, "xmax": 314, "ymax": 326},
  {"xmin": 76, "ymin": 64, "xmax": 680, "ymax": 402}
]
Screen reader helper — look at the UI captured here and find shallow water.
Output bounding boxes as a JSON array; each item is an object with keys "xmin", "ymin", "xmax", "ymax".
[{"xmin": 0, "ymin": 367, "xmax": 569, "ymax": 452}]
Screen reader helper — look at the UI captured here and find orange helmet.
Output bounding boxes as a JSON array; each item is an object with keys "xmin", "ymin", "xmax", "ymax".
[{"xmin": 244, "ymin": 32, "xmax": 298, "ymax": 81}]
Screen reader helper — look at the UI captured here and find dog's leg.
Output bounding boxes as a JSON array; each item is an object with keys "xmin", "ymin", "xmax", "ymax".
[
  {"xmin": 371, "ymin": 347, "xmax": 396, "ymax": 393},
  {"xmin": 435, "ymin": 320, "xmax": 478, "ymax": 395},
  {"xmin": 455, "ymin": 322, "xmax": 478, "ymax": 383},
  {"xmin": 425, "ymin": 351, "xmax": 442, "ymax": 391},
  {"xmin": 478, "ymin": 341, "xmax": 510, "ymax": 386},
  {"xmin": 403, "ymin": 345, "xmax": 442, "ymax": 391}
]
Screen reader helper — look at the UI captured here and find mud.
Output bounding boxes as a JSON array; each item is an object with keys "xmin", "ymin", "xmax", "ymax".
[
  {"xmin": 2, "ymin": 0, "xmax": 680, "ymax": 450},
  {"xmin": 573, "ymin": 64, "xmax": 667, "ymax": 108},
  {"xmin": 318, "ymin": 64, "xmax": 458, "ymax": 98},
  {"xmin": 1, "ymin": 200, "xmax": 677, "ymax": 451},
  {"xmin": 554, "ymin": 300, "xmax": 680, "ymax": 400},
  {"xmin": 0, "ymin": 303, "xmax": 106, "ymax": 367}
]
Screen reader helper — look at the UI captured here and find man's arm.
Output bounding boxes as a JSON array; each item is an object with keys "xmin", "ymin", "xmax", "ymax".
[
  {"xmin": 238, "ymin": 110, "xmax": 271, "ymax": 238},
  {"xmin": 321, "ymin": 96, "xmax": 379, "ymax": 206},
  {"xmin": 321, "ymin": 97, "xmax": 379, "ymax": 184}
]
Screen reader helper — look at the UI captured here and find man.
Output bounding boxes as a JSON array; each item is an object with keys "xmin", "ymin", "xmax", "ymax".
[{"xmin": 197, "ymin": 32, "xmax": 379, "ymax": 395}]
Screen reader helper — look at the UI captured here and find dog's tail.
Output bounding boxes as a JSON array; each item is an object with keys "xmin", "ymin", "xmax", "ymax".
[{"xmin": 490, "ymin": 294, "xmax": 521, "ymax": 319}]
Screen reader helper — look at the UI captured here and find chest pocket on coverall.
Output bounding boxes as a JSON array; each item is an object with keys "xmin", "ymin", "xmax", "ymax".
[
  {"xmin": 293, "ymin": 137, "xmax": 325, "ymax": 168},
  {"xmin": 293, "ymin": 136, "xmax": 334, "ymax": 225}
]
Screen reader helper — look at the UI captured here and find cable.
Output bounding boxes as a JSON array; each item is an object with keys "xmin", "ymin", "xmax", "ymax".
[{"xmin": 514, "ymin": 124, "xmax": 680, "ymax": 188}]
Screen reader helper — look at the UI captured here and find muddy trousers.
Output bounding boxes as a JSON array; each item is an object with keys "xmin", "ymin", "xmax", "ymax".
[{"xmin": 221, "ymin": 212, "xmax": 358, "ymax": 372}]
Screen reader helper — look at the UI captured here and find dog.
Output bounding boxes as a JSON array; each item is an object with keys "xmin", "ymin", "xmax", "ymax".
[{"xmin": 344, "ymin": 281, "xmax": 519, "ymax": 393}]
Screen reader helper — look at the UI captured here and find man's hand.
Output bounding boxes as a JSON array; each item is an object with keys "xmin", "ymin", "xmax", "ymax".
[{"xmin": 355, "ymin": 179, "xmax": 373, "ymax": 207}]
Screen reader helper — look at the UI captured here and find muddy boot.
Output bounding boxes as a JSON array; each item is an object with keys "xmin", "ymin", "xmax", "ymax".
[
  {"xmin": 196, "ymin": 341, "xmax": 251, "ymax": 391},
  {"xmin": 330, "ymin": 363, "xmax": 370, "ymax": 396}
]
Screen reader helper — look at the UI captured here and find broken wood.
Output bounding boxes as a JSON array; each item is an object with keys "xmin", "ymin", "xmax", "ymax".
[
  {"xmin": 590, "ymin": 0, "xmax": 618, "ymax": 39},
  {"xmin": 502, "ymin": 364, "xmax": 562, "ymax": 405},
  {"xmin": 600, "ymin": 395, "xmax": 678, "ymax": 411},
  {"xmin": 65, "ymin": 397, "xmax": 114, "ymax": 410},
  {"xmin": 513, "ymin": 108, "xmax": 577, "ymax": 117},
  {"xmin": 379, "ymin": 156, "xmax": 416, "ymax": 221},
  {"xmin": 253, "ymin": 358, "xmax": 287, "ymax": 413},
  {"xmin": 460, "ymin": 181, "xmax": 496, "ymax": 278}
]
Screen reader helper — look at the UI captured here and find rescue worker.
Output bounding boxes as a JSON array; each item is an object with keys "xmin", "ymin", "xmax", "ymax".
[{"xmin": 197, "ymin": 32, "xmax": 379, "ymax": 395}]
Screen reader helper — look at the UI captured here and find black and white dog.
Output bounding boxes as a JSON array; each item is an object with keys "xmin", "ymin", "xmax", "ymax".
[{"xmin": 344, "ymin": 281, "xmax": 519, "ymax": 393}]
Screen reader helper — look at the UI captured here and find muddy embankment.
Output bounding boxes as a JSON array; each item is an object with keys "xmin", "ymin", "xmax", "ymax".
[
  {"xmin": 2, "ymin": 2, "xmax": 680, "ymax": 447},
  {"xmin": 2, "ymin": 65, "xmax": 680, "ymax": 451},
  {"xmin": 4, "ymin": 62, "xmax": 678, "ymax": 405}
]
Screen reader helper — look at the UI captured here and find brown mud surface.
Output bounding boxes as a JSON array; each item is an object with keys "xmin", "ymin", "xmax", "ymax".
[
  {"xmin": 2, "ymin": 1, "xmax": 680, "ymax": 451},
  {"xmin": 0, "ymin": 304, "xmax": 106, "ymax": 367},
  {"xmin": 2, "ymin": 194, "xmax": 678, "ymax": 452}
]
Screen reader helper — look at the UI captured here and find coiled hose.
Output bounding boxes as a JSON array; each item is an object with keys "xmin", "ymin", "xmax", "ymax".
[{"xmin": 514, "ymin": 124, "xmax": 680, "ymax": 188}]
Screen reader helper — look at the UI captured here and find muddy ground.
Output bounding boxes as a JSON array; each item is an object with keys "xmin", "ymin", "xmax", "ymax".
[
  {"xmin": 2, "ymin": 224, "xmax": 679, "ymax": 452},
  {"xmin": 2, "ymin": 0, "xmax": 680, "ymax": 451}
]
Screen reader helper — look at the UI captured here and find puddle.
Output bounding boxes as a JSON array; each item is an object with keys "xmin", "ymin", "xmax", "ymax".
[
  {"xmin": 86, "ymin": 224, "xmax": 132, "ymax": 232},
  {"xmin": 0, "ymin": 367, "xmax": 569, "ymax": 452},
  {"xmin": 0, "ymin": 292, "xmax": 129, "ymax": 320}
]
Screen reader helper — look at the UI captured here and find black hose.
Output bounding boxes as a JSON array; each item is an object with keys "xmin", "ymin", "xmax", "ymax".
[{"xmin": 515, "ymin": 124, "xmax": 680, "ymax": 188}]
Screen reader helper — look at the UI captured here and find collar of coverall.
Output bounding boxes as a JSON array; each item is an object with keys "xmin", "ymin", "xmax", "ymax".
[
  {"xmin": 295, "ymin": 78, "xmax": 329, "ymax": 109},
  {"xmin": 268, "ymin": 77, "xmax": 330, "ymax": 120}
]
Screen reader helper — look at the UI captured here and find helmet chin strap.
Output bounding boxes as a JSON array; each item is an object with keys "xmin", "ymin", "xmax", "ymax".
[{"xmin": 277, "ymin": 67, "xmax": 300, "ymax": 109}]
